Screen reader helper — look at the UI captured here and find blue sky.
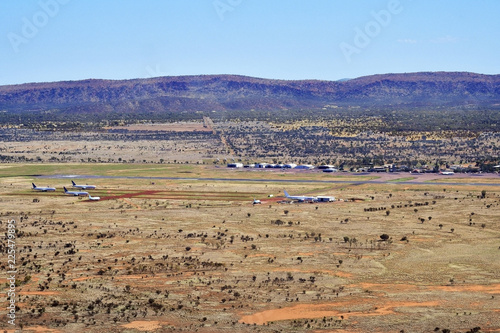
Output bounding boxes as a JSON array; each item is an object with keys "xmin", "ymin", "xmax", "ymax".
[{"xmin": 1, "ymin": 0, "xmax": 499, "ymax": 85}]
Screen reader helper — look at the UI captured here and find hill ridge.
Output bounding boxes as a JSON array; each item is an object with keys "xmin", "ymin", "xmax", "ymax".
[{"xmin": 1, "ymin": 72, "xmax": 500, "ymax": 114}]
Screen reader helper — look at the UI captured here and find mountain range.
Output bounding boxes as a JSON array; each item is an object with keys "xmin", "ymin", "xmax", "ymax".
[{"xmin": 1, "ymin": 72, "xmax": 500, "ymax": 114}]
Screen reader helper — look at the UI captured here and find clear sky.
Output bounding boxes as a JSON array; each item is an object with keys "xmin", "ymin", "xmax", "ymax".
[{"xmin": 1, "ymin": 0, "xmax": 499, "ymax": 85}]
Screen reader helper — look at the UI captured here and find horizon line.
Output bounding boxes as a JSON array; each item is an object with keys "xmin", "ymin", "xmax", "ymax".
[{"xmin": 1, "ymin": 71, "xmax": 499, "ymax": 87}]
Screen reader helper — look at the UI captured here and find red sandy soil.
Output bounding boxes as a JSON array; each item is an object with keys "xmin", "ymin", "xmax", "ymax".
[
  {"xmin": 430, "ymin": 284, "xmax": 500, "ymax": 294},
  {"xmin": 20, "ymin": 291, "xmax": 60, "ymax": 296},
  {"xmin": 121, "ymin": 320, "xmax": 169, "ymax": 331},
  {"xmin": 16, "ymin": 326, "xmax": 62, "ymax": 332},
  {"xmin": 69, "ymin": 272, "xmax": 195, "ymax": 283},
  {"xmin": 351, "ymin": 283, "xmax": 421, "ymax": 292},
  {"xmin": 239, "ymin": 282, "xmax": 500, "ymax": 325},
  {"xmin": 351, "ymin": 283, "xmax": 500, "ymax": 294},
  {"xmin": 239, "ymin": 300, "xmax": 440, "ymax": 325}
]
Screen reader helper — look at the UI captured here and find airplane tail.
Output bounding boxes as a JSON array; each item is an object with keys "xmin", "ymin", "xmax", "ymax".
[
  {"xmin": 63, "ymin": 187, "xmax": 68, "ymax": 192},
  {"xmin": 88, "ymin": 194, "xmax": 100, "ymax": 201},
  {"xmin": 72, "ymin": 180, "xmax": 76, "ymax": 185},
  {"xmin": 32, "ymin": 183, "xmax": 36, "ymax": 188},
  {"xmin": 284, "ymin": 190, "xmax": 290, "ymax": 198}
]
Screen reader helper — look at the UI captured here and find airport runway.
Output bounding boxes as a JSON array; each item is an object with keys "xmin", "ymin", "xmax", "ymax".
[{"xmin": 36, "ymin": 174, "xmax": 500, "ymax": 187}]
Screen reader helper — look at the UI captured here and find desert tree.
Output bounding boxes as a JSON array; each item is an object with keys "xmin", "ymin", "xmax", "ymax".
[{"xmin": 380, "ymin": 234, "xmax": 390, "ymax": 241}]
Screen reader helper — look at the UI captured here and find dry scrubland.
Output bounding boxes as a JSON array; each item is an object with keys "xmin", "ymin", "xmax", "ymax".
[
  {"xmin": 216, "ymin": 120, "xmax": 500, "ymax": 167},
  {"xmin": 1, "ymin": 120, "xmax": 499, "ymax": 168},
  {"xmin": 0, "ymin": 164, "xmax": 499, "ymax": 333},
  {"xmin": 0, "ymin": 137, "xmax": 226, "ymax": 164}
]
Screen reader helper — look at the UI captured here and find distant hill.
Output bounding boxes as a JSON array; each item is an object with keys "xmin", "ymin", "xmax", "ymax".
[{"xmin": 1, "ymin": 72, "xmax": 500, "ymax": 115}]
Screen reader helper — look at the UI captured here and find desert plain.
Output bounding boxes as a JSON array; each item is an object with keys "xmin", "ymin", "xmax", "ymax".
[{"xmin": 0, "ymin": 163, "xmax": 499, "ymax": 333}]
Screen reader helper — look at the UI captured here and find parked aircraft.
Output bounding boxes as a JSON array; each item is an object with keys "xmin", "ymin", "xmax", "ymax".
[
  {"xmin": 71, "ymin": 180, "xmax": 96, "ymax": 190},
  {"xmin": 32, "ymin": 183, "xmax": 56, "ymax": 192},
  {"xmin": 63, "ymin": 187, "xmax": 88, "ymax": 196},
  {"xmin": 88, "ymin": 194, "xmax": 101, "ymax": 201},
  {"xmin": 283, "ymin": 190, "xmax": 317, "ymax": 202},
  {"xmin": 253, "ymin": 199, "xmax": 261, "ymax": 204}
]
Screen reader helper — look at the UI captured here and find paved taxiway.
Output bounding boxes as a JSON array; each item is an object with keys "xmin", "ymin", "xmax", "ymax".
[{"xmin": 37, "ymin": 173, "xmax": 500, "ymax": 187}]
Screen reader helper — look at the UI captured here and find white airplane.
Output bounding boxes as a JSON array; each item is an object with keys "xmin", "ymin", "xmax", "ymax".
[
  {"xmin": 88, "ymin": 194, "xmax": 101, "ymax": 201},
  {"xmin": 63, "ymin": 187, "xmax": 88, "ymax": 196},
  {"xmin": 71, "ymin": 180, "xmax": 96, "ymax": 190},
  {"xmin": 283, "ymin": 190, "xmax": 317, "ymax": 202},
  {"xmin": 32, "ymin": 183, "xmax": 56, "ymax": 192},
  {"xmin": 253, "ymin": 199, "xmax": 261, "ymax": 204}
]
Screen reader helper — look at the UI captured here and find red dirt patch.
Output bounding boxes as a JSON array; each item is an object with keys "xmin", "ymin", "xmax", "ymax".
[
  {"xmin": 20, "ymin": 291, "xmax": 60, "ymax": 296},
  {"xmin": 429, "ymin": 284, "xmax": 500, "ymax": 294},
  {"xmin": 121, "ymin": 320, "xmax": 167, "ymax": 331},
  {"xmin": 239, "ymin": 300, "xmax": 440, "ymax": 325},
  {"xmin": 352, "ymin": 283, "xmax": 500, "ymax": 294},
  {"xmin": 353, "ymin": 283, "xmax": 420, "ymax": 292},
  {"xmin": 18, "ymin": 326, "xmax": 62, "ymax": 332}
]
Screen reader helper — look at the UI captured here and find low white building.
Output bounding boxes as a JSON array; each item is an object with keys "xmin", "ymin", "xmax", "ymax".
[{"xmin": 316, "ymin": 196, "xmax": 336, "ymax": 202}]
